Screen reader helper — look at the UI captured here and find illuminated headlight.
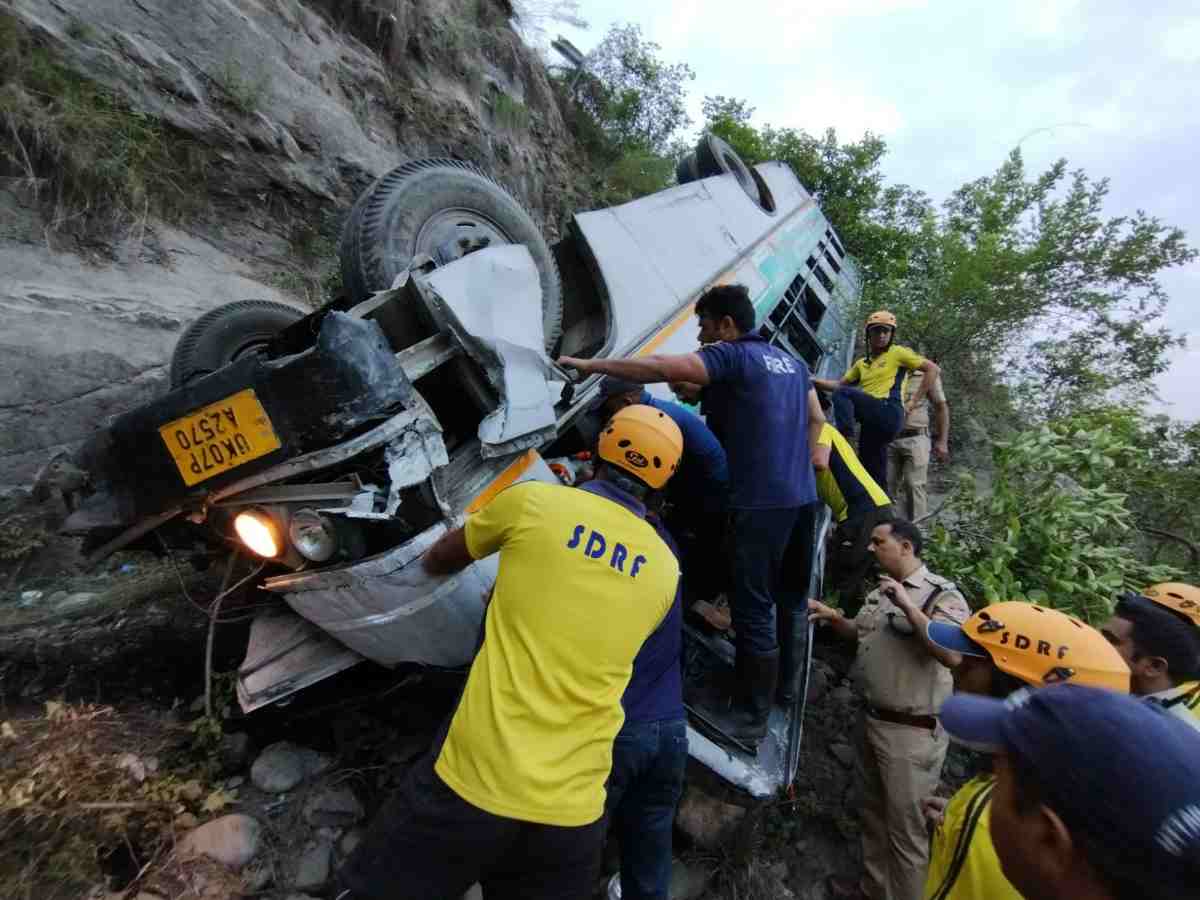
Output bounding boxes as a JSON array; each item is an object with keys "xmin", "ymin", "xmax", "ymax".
[
  {"xmin": 288, "ymin": 509, "xmax": 339, "ymax": 562},
  {"xmin": 234, "ymin": 509, "xmax": 281, "ymax": 558}
]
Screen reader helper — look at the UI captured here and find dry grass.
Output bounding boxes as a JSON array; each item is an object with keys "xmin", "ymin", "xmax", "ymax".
[
  {"xmin": 0, "ymin": 701, "xmax": 233, "ymax": 899},
  {"xmin": 0, "ymin": 513, "xmax": 46, "ymax": 564},
  {"xmin": 269, "ymin": 219, "xmax": 344, "ymax": 308},
  {"xmin": 0, "ymin": 13, "xmax": 212, "ymax": 234}
]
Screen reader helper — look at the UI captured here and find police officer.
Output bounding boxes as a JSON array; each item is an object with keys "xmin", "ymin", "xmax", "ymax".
[
  {"xmin": 941, "ymin": 685, "xmax": 1200, "ymax": 900},
  {"xmin": 809, "ymin": 518, "xmax": 969, "ymax": 900},
  {"xmin": 1101, "ymin": 581, "xmax": 1200, "ymax": 730},
  {"xmin": 921, "ymin": 601, "xmax": 1130, "ymax": 900},
  {"xmin": 339, "ymin": 405, "xmax": 683, "ymax": 900},
  {"xmin": 887, "ymin": 367, "xmax": 949, "ymax": 521}
]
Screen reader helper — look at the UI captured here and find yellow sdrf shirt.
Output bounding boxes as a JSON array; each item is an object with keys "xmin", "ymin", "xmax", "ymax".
[
  {"xmin": 924, "ymin": 775, "xmax": 1019, "ymax": 900},
  {"xmin": 844, "ymin": 344, "xmax": 927, "ymax": 402},
  {"xmin": 435, "ymin": 481, "xmax": 679, "ymax": 827}
]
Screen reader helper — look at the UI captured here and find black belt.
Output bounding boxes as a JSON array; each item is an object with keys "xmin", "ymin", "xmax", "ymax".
[
  {"xmin": 869, "ymin": 706, "xmax": 937, "ymax": 730},
  {"xmin": 898, "ymin": 427, "xmax": 928, "ymax": 439}
]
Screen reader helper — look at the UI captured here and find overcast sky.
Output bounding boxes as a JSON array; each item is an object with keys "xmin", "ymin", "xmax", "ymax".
[{"xmin": 562, "ymin": 0, "xmax": 1199, "ymax": 420}]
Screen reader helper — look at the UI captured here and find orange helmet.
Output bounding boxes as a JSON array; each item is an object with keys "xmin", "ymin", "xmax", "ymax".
[
  {"xmin": 1141, "ymin": 583, "xmax": 1200, "ymax": 628},
  {"xmin": 597, "ymin": 404, "xmax": 683, "ymax": 490},
  {"xmin": 929, "ymin": 601, "xmax": 1130, "ymax": 693},
  {"xmin": 865, "ymin": 310, "xmax": 897, "ymax": 330}
]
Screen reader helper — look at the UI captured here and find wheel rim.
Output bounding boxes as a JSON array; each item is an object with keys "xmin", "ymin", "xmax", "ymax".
[
  {"xmin": 722, "ymin": 150, "xmax": 761, "ymax": 204},
  {"xmin": 414, "ymin": 207, "xmax": 514, "ymax": 264},
  {"xmin": 229, "ymin": 336, "xmax": 275, "ymax": 364}
]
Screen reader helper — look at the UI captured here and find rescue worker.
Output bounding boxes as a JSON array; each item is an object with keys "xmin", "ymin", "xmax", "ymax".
[
  {"xmin": 887, "ymin": 366, "xmax": 949, "ymax": 521},
  {"xmin": 808, "ymin": 518, "xmax": 969, "ymax": 900},
  {"xmin": 1101, "ymin": 582, "xmax": 1200, "ymax": 730},
  {"xmin": 940, "ymin": 684, "xmax": 1200, "ymax": 900},
  {"xmin": 605, "ymin": 510, "xmax": 687, "ymax": 900},
  {"xmin": 338, "ymin": 405, "xmax": 683, "ymax": 900},
  {"xmin": 921, "ymin": 601, "xmax": 1130, "ymax": 900},
  {"xmin": 594, "ymin": 376, "xmax": 731, "ymax": 631},
  {"xmin": 812, "ymin": 420, "xmax": 895, "ymax": 618},
  {"xmin": 814, "ymin": 311, "xmax": 940, "ymax": 490},
  {"xmin": 559, "ymin": 283, "xmax": 824, "ymax": 748}
]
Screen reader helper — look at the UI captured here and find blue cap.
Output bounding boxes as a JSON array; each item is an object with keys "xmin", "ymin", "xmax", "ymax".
[
  {"xmin": 942, "ymin": 684, "xmax": 1200, "ymax": 892},
  {"xmin": 927, "ymin": 621, "xmax": 989, "ymax": 657}
]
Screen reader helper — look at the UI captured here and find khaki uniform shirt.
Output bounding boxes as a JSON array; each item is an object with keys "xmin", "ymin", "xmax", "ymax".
[
  {"xmin": 901, "ymin": 371, "xmax": 946, "ymax": 431},
  {"xmin": 852, "ymin": 566, "xmax": 970, "ymax": 716}
]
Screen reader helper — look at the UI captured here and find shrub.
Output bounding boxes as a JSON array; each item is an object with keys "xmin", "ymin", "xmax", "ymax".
[{"xmin": 925, "ymin": 424, "xmax": 1181, "ymax": 622}]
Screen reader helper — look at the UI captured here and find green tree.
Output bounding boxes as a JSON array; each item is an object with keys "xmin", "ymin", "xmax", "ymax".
[
  {"xmin": 867, "ymin": 151, "xmax": 1194, "ymax": 420},
  {"xmin": 1046, "ymin": 406, "xmax": 1200, "ymax": 579},
  {"xmin": 924, "ymin": 423, "xmax": 1181, "ymax": 622},
  {"xmin": 570, "ymin": 23, "xmax": 694, "ymax": 157},
  {"xmin": 700, "ymin": 95, "xmax": 764, "ymax": 161},
  {"xmin": 700, "ymin": 100, "xmax": 1193, "ymax": 412},
  {"xmin": 553, "ymin": 23, "xmax": 695, "ymax": 203}
]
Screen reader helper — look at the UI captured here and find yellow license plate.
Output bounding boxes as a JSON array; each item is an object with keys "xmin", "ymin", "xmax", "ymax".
[{"xmin": 159, "ymin": 388, "xmax": 281, "ymax": 487}]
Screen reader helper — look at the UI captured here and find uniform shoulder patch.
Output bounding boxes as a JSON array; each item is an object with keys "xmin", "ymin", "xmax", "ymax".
[{"xmin": 924, "ymin": 571, "xmax": 955, "ymax": 588}]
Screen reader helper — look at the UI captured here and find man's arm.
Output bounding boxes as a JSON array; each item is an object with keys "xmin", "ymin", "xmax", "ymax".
[
  {"xmin": 812, "ymin": 375, "xmax": 850, "ymax": 392},
  {"xmin": 878, "ymin": 575, "xmax": 962, "ymax": 668},
  {"xmin": 812, "ymin": 441, "xmax": 831, "ymax": 471},
  {"xmin": 906, "ymin": 360, "xmax": 941, "ymax": 411},
  {"xmin": 807, "ymin": 388, "xmax": 826, "ymax": 467},
  {"xmin": 808, "ymin": 599, "xmax": 859, "ymax": 643},
  {"xmin": 932, "ymin": 396, "xmax": 950, "ymax": 462},
  {"xmin": 423, "ymin": 525, "xmax": 474, "ymax": 576},
  {"xmin": 557, "ymin": 353, "xmax": 710, "ymax": 386}
]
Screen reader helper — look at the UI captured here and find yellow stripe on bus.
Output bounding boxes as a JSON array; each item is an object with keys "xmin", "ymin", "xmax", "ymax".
[
  {"xmin": 466, "ymin": 449, "xmax": 540, "ymax": 514},
  {"xmin": 637, "ymin": 302, "xmax": 696, "ymax": 357}
]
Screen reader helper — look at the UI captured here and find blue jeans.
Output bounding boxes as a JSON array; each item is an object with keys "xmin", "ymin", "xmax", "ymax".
[
  {"xmin": 729, "ymin": 506, "xmax": 807, "ymax": 654},
  {"xmin": 665, "ymin": 493, "xmax": 729, "ymax": 607},
  {"xmin": 831, "ymin": 386, "xmax": 904, "ymax": 489},
  {"xmin": 605, "ymin": 718, "xmax": 688, "ymax": 900}
]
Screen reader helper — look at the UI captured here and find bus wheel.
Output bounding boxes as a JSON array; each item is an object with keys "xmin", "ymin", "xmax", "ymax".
[
  {"xmin": 338, "ymin": 158, "xmax": 563, "ymax": 353},
  {"xmin": 694, "ymin": 134, "xmax": 773, "ymax": 212}
]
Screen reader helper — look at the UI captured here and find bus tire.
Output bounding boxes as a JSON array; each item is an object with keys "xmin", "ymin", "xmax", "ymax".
[
  {"xmin": 339, "ymin": 159, "xmax": 563, "ymax": 353},
  {"xmin": 676, "ymin": 151, "xmax": 701, "ymax": 185},
  {"xmin": 170, "ymin": 299, "xmax": 304, "ymax": 388},
  {"xmin": 694, "ymin": 134, "xmax": 770, "ymax": 210}
]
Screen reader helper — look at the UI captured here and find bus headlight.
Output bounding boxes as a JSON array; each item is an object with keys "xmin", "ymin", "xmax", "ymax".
[
  {"xmin": 234, "ymin": 509, "xmax": 281, "ymax": 558},
  {"xmin": 288, "ymin": 509, "xmax": 339, "ymax": 562}
]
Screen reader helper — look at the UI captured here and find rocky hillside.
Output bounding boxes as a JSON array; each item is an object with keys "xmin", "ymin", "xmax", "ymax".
[{"xmin": 0, "ymin": 0, "xmax": 590, "ymax": 492}]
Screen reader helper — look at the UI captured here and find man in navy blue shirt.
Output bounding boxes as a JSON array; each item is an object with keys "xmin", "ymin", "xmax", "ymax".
[
  {"xmin": 595, "ymin": 377, "xmax": 731, "ymax": 629},
  {"xmin": 596, "ymin": 485, "xmax": 687, "ymax": 900},
  {"xmin": 560, "ymin": 284, "xmax": 825, "ymax": 746}
]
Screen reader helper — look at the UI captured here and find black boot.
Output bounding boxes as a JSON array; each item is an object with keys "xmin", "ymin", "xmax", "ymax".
[
  {"xmin": 702, "ymin": 649, "xmax": 780, "ymax": 749},
  {"xmin": 738, "ymin": 648, "xmax": 780, "ymax": 742}
]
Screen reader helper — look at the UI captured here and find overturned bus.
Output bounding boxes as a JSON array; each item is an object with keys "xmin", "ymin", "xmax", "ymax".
[{"xmin": 61, "ymin": 135, "xmax": 861, "ymax": 810}]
